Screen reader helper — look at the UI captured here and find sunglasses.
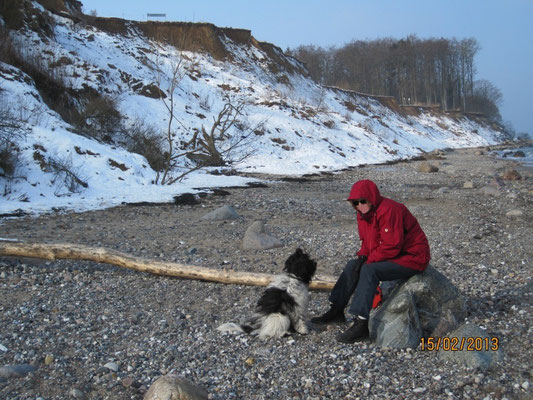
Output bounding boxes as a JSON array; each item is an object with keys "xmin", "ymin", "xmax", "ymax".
[{"xmin": 350, "ymin": 199, "xmax": 368, "ymax": 206}]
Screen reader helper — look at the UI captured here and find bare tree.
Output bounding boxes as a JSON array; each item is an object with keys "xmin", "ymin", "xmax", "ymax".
[
  {"xmin": 185, "ymin": 94, "xmax": 260, "ymax": 168},
  {"xmin": 468, "ymin": 79, "xmax": 503, "ymax": 122},
  {"xmin": 147, "ymin": 31, "xmax": 196, "ymax": 184},
  {"xmin": 289, "ymin": 35, "xmax": 492, "ymax": 115},
  {"xmin": 147, "ymin": 34, "xmax": 258, "ymax": 184}
]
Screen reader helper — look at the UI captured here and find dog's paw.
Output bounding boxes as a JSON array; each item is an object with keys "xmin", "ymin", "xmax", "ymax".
[{"xmin": 295, "ymin": 321, "xmax": 309, "ymax": 335}]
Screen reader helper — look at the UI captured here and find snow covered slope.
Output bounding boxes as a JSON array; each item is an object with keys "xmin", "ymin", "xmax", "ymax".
[{"xmin": 0, "ymin": 1, "xmax": 507, "ymax": 215}]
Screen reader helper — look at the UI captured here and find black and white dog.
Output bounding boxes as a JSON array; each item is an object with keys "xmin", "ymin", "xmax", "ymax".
[{"xmin": 217, "ymin": 248, "xmax": 317, "ymax": 339}]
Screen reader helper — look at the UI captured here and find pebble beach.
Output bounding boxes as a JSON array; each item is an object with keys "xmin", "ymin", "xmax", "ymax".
[{"xmin": 1, "ymin": 146, "xmax": 532, "ymax": 399}]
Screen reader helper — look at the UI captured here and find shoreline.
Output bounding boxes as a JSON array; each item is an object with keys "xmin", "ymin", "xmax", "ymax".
[{"xmin": 1, "ymin": 141, "xmax": 531, "ymax": 220}]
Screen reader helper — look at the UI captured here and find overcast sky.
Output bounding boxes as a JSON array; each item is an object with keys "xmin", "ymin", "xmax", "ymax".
[{"xmin": 80, "ymin": 0, "xmax": 532, "ymax": 136}]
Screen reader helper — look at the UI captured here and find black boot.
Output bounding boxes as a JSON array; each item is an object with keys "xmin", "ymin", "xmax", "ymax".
[
  {"xmin": 310, "ymin": 305, "xmax": 346, "ymax": 325},
  {"xmin": 336, "ymin": 318, "xmax": 369, "ymax": 343}
]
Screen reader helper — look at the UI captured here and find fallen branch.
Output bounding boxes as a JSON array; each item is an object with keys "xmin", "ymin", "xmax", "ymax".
[{"xmin": 0, "ymin": 241, "xmax": 336, "ymax": 290}]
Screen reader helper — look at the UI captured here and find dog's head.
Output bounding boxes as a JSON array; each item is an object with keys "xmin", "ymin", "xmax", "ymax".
[{"xmin": 283, "ymin": 248, "xmax": 317, "ymax": 284}]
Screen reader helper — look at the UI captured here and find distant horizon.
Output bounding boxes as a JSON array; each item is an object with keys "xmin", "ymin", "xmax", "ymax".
[{"xmin": 80, "ymin": 0, "xmax": 532, "ymax": 137}]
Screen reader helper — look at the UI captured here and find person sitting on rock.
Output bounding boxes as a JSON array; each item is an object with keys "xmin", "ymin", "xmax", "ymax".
[{"xmin": 311, "ymin": 179, "xmax": 431, "ymax": 343}]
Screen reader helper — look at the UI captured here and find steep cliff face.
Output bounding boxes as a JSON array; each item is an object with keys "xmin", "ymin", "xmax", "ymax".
[{"xmin": 80, "ymin": 17, "xmax": 308, "ymax": 77}]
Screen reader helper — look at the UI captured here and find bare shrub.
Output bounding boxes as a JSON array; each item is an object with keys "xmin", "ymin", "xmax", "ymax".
[
  {"xmin": 0, "ymin": 144, "xmax": 21, "ymax": 178},
  {"xmin": 311, "ymin": 86, "xmax": 330, "ymax": 115},
  {"xmin": 73, "ymin": 94, "xmax": 122, "ymax": 142},
  {"xmin": 46, "ymin": 155, "xmax": 88, "ymax": 195},
  {"xmin": 0, "ymin": 96, "xmax": 29, "ymax": 193},
  {"xmin": 0, "ymin": 0, "xmax": 25, "ymax": 30},
  {"xmin": 123, "ymin": 118, "xmax": 167, "ymax": 173},
  {"xmin": 6, "ymin": 35, "xmax": 122, "ymax": 142},
  {"xmin": 199, "ymin": 92, "xmax": 212, "ymax": 111},
  {"xmin": 0, "ymin": 25, "xmax": 17, "ymax": 64}
]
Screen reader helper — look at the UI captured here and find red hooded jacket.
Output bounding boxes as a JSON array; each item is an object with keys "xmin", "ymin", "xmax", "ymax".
[{"xmin": 348, "ymin": 180, "xmax": 430, "ymax": 271}]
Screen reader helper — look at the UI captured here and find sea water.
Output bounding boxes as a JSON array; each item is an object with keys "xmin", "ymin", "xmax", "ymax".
[{"xmin": 493, "ymin": 146, "xmax": 533, "ymax": 167}]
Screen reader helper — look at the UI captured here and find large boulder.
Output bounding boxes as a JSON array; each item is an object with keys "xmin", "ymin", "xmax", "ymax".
[
  {"xmin": 369, "ymin": 266, "xmax": 467, "ymax": 348},
  {"xmin": 144, "ymin": 375, "xmax": 208, "ymax": 400}
]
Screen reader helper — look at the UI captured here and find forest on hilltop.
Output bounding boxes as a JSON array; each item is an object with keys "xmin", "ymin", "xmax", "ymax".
[{"xmin": 288, "ymin": 35, "xmax": 503, "ymax": 123}]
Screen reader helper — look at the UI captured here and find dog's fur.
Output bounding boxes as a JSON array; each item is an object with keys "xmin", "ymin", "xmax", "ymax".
[{"xmin": 217, "ymin": 248, "xmax": 317, "ymax": 339}]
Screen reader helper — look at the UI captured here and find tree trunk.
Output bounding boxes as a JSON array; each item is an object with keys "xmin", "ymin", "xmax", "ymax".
[{"xmin": 0, "ymin": 241, "xmax": 336, "ymax": 290}]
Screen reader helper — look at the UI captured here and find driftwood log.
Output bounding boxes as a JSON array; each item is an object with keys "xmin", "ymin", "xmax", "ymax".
[{"xmin": 0, "ymin": 241, "xmax": 336, "ymax": 290}]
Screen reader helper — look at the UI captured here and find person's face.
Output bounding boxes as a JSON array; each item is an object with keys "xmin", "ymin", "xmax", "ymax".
[{"xmin": 350, "ymin": 199, "xmax": 372, "ymax": 214}]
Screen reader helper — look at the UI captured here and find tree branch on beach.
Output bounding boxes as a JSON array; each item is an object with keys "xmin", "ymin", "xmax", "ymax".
[{"xmin": 0, "ymin": 241, "xmax": 336, "ymax": 290}]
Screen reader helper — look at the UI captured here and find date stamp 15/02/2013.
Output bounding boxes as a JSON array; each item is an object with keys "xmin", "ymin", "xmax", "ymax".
[{"xmin": 420, "ymin": 336, "xmax": 499, "ymax": 351}]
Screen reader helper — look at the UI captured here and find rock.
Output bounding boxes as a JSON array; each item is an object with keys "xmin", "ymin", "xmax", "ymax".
[
  {"xmin": 441, "ymin": 165, "xmax": 456, "ymax": 175},
  {"xmin": 103, "ymin": 362, "xmax": 119, "ymax": 372},
  {"xmin": 512, "ymin": 151, "xmax": 526, "ymax": 157},
  {"xmin": 474, "ymin": 150, "xmax": 484, "ymax": 155},
  {"xmin": 480, "ymin": 186, "xmax": 501, "ymax": 197},
  {"xmin": 144, "ymin": 375, "xmax": 208, "ymax": 400},
  {"xmin": 0, "ymin": 364, "xmax": 37, "ymax": 379},
  {"xmin": 463, "ymin": 181, "xmax": 474, "ymax": 189},
  {"xmin": 122, "ymin": 376, "xmax": 135, "ymax": 388},
  {"xmin": 245, "ymin": 357, "xmax": 254, "ymax": 366},
  {"xmin": 418, "ymin": 163, "xmax": 439, "ymax": 173},
  {"xmin": 69, "ymin": 388, "xmax": 86, "ymax": 399},
  {"xmin": 242, "ymin": 221, "xmax": 283, "ymax": 250},
  {"xmin": 438, "ymin": 324, "xmax": 503, "ymax": 370},
  {"xmin": 505, "ymin": 209, "xmax": 523, "ymax": 218},
  {"xmin": 502, "ymin": 169, "xmax": 521, "ymax": 180},
  {"xmin": 200, "ymin": 205, "xmax": 240, "ymax": 221},
  {"xmin": 370, "ymin": 291, "xmax": 422, "ymax": 348},
  {"xmin": 44, "ymin": 354, "xmax": 54, "ymax": 365},
  {"xmin": 369, "ymin": 266, "xmax": 467, "ymax": 348}
]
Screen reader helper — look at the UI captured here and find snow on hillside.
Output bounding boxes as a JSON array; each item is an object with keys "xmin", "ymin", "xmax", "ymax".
[{"xmin": 0, "ymin": 1, "xmax": 506, "ymax": 216}]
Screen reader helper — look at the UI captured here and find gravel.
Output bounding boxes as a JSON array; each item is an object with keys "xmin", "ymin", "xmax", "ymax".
[{"xmin": 1, "ymin": 147, "xmax": 532, "ymax": 399}]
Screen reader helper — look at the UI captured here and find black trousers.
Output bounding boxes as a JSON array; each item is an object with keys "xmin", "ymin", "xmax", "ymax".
[{"xmin": 328, "ymin": 259, "xmax": 420, "ymax": 319}]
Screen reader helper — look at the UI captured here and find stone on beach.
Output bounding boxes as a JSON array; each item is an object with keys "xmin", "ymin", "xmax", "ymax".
[
  {"xmin": 0, "ymin": 364, "xmax": 37, "ymax": 379},
  {"xmin": 502, "ymin": 169, "xmax": 522, "ymax": 180},
  {"xmin": 200, "ymin": 205, "xmax": 240, "ymax": 221},
  {"xmin": 480, "ymin": 186, "xmax": 501, "ymax": 197},
  {"xmin": 418, "ymin": 162, "xmax": 439, "ymax": 173},
  {"xmin": 144, "ymin": 375, "xmax": 208, "ymax": 400},
  {"xmin": 242, "ymin": 220, "xmax": 283, "ymax": 250}
]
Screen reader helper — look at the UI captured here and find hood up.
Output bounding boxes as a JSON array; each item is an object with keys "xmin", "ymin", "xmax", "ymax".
[{"xmin": 347, "ymin": 179, "xmax": 383, "ymax": 207}]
